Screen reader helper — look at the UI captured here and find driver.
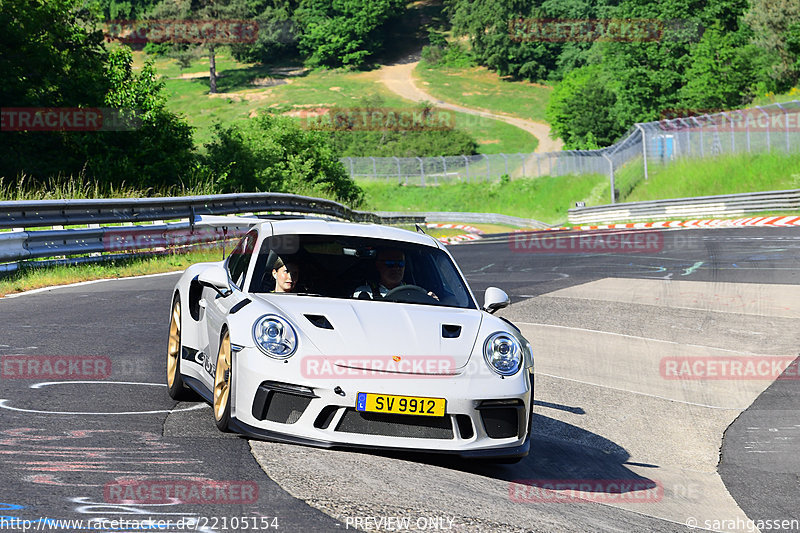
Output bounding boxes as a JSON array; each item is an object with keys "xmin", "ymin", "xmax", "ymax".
[{"xmin": 353, "ymin": 249, "xmax": 437, "ymax": 300}]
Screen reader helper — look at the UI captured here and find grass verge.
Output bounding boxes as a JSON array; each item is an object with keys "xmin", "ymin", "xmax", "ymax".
[
  {"xmin": 0, "ymin": 248, "xmax": 224, "ymax": 298},
  {"xmin": 360, "ymin": 175, "xmax": 607, "ymax": 224},
  {"xmin": 623, "ymin": 152, "xmax": 800, "ymax": 202}
]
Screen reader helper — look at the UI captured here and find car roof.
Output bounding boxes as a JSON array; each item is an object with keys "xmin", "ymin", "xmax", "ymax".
[{"xmin": 263, "ymin": 219, "xmax": 441, "ymax": 248}]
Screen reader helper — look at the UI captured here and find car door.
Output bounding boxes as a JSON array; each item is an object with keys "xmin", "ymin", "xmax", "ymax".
[{"xmin": 202, "ymin": 231, "xmax": 257, "ymax": 386}]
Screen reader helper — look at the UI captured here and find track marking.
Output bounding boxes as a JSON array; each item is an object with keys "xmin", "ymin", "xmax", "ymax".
[
  {"xmin": 682, "ymin": 261, "xmax": 704, "ymax": 276},
  {"xmin": 0, "ymin": 400, "xmax": 208, "ymax": 416},
  {"xmin": 30, "ymin": 380, "xmax": 164, "ymax": 389},
  {"xmin": 537, "ymin": 373, "xmax": 749, "ymax": 410},
  {"xmin": 0, "ymin": 381, "xmax": 208, "ymax": 415},
  {"xmin": 514, "ymin": 321, "xmax": 777, "ymax": 356}
]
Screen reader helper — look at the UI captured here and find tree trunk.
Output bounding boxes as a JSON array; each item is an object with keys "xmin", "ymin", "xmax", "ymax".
[{"xmin": 209, "ymin": 45, "xmax": 217, "ymax": 94}]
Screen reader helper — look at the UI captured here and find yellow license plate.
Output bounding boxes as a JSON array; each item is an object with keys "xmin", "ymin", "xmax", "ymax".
[{"xmin": 356, "ymin": 393, "xmax": 446, "ymax": 417}]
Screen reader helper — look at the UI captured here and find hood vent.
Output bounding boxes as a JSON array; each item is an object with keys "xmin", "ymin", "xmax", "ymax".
[
  {"xmin": 305, "ymin": 314, "xmax": 334, "ymax": 330},
  {"xmin": 441, "ymin": 324, "xmax": 462, "ymax": 338}
]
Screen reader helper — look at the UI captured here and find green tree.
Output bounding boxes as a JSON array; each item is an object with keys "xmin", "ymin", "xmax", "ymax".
[
  {"xmin": 148, "ymin": 0, "xmax": 250, "ymax": 93},
  {"xmin": 0, "ymin": 0, "xmax": 196, "ymax": 186},
  {"xmin": 745, "ymin": 0, "xmax": 800, "ymax": 89},
  {"xmin": 229, "ymin": 0, "xmax": 299, "ymax": 63},
  {"xmin": 1, "ymin": 0, "xmax": 108, "ymax": 180},
  {"xmin": 294, "ymin": 0, "xmax": 405, "ymax": 68},
  {"xmin": 204, "ymin": 113, "xmax": 363, "ymax": 205},
  {"xmin": 445, "ymin": 0, "xmax": 618, "ymax": 81},
  {"xmin": 679, "ymin": 27, "xmax": 758, "ymax": 110},
  {"xmin": 546, "ymin": 64, "xmax": 625, "ymax": 149},
  {"xmin": 84, "ymin": 47, "xmax": 196, "ymax": 187}
]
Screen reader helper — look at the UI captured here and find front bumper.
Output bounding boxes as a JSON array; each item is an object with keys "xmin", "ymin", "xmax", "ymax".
[{"xmin": 230, "ymin": 347, "xmax": 533, "ymax": 458}]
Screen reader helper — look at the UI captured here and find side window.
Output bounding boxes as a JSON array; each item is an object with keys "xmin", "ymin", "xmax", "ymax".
[{"xmin": 226, "ymin": 232, "xmax": 257, "ymax": 289}]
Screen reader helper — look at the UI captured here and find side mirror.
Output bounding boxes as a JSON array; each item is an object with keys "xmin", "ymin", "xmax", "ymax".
[
  {"xmin": 198, "ymin": 265, "xmax": 232, "ymax": 297},
  {"xmin": 483, "ymin": 287, "xmax": 510, "ymax": 314}
]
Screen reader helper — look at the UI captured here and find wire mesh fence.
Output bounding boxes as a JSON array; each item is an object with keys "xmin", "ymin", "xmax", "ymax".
[{"xmin": 340, "ymin": 101, "xmax": 800, "ymax": 203}]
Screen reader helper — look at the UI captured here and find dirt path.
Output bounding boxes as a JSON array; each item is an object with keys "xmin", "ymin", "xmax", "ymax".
[{"xmin": 379, "ymin": 61, "xmax": 563, "ymax": 154}]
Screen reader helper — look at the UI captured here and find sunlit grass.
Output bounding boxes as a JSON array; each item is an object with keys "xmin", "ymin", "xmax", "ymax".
[
  {"xmin": 0, "ymin": 248, "xmax": 226, "ymax": 297},
  {"xmin": 144, "ymin": 51, "xmax": 537, "ymax": 153},
  {"xmin": 414, "ymin": 61, "xmax": 552, "ymax": 123}
]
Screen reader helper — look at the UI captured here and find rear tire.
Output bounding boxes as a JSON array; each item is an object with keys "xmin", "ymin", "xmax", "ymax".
[
  {"xmin": 213, "ymin": 330, "xmax": 233, "ymax": 432},
  {"xmin": 167, "ymin": 294, "xmax": 192, "ymax": 401}
]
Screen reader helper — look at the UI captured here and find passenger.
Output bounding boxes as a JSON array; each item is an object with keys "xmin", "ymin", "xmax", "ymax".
[{"xmin": 272, "ymin": 256, "xmax": 300, "ymax": 293}]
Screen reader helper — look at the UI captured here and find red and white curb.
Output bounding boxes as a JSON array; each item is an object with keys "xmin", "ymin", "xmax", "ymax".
[
  {"xmin": 434, "ymin": 215, "xmax": 800, "ymax": 244},
  {"xmin": 564, "ymin": 215, "xmax": 800, "ymax": 231},
  {"xmin": 425, "ymin": 223, "xmax": 485, "ymax": 245}
]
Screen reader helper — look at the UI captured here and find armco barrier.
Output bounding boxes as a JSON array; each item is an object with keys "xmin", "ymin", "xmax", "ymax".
[
  {"xmin": 377, "ymin": 211, "xmax": 550, "ymax": 229},
  {"xmin": 0, "ymin": 192, "xmax": 420, "ymax": 230},
  {"xmin": 568, "ymin": 189, "xmax": 800, "ymax": 224},
  {"xmin": 0, "ymin": 193, "xmax": 426, "ymax": 270}
]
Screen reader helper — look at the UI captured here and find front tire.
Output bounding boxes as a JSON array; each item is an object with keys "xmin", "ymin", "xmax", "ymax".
[
  {"xmin": 213, "ymin": 330, "xmax": 233, "ymax": 432},
  {"xmin": 167, "ymin": 294, "xmax": 191, "ymax": 400}
]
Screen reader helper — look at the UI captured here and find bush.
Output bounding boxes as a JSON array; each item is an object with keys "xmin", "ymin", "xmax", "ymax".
[
  {"xmin": 328, "ymin": 129, "xmax": 478, "ymax": 157},
  {"xmin": 294, "ymin": 0, "xmax": 406, "ymax": 68},
  {"xmin": 421, "ymin": 42, "xmax": 475, "ymax": 68},
  {"xmin": 203, "ymin": 113, "xmax": 363, "ymax": 206}
]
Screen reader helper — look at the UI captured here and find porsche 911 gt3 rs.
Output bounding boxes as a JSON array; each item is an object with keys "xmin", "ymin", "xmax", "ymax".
[{"xmin": 167, "ymin": 217, "xmax": 534, "ymax": 460}]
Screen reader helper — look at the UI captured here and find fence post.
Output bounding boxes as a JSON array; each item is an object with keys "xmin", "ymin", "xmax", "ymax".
[
  {"xmin": 518, "ymin": 153, "xmax": 525, "ymax": 178},
  {"xmin": 692, "ymin": 117, "xmax": 704, "ymax": 158},
  {"xmin": 416, "ymin": 157, "xmax": 425, "ymax": 186},
  {"xmin": 501, "ymin": 153, "xmax": 508, "ymax": 176},
  {"xmin": 537, "ymin": 154, "xmax": 542, "ymax": 176},
  {"xmin": 393, "ymin": 156, "xmax": 402, "ymax": 185},
  {"xmin": 370, "ymin": 156, "xmax": 377, "ymax": 179},
  {"xmin": 743, "ymin": 111, "xmax": 751, "ymax": 152},
  {"xmin": 602, "ymin": 152, "xmax": 615, "ymax": 204},
  {"xmin": 463, "ymin": 155, "xmax": 469, "ymax": 182},
  {"xmin": 758, "ymin": 106, "xmax": 771, "ymax": 152},
  {"xmin": 636, "ymin": 124, "xmax": 648, "ymax": 180},
  {"xmin": 722, "ymin": 111, "xmax": 734, "ymax": 153},
  {"xmin": 441, "ymin": 156, "xmax": 447, "ymax": 183},
  {"xmin": 483, "ymin": 154, "xmax": 490, "ymax": 182},
  {"xmin": 348, "ymin": 157, "xmax": 354, "ymax": 177},
  {"xmin": 776, "ymin": 103, "xmax": 790, "ymax": 152}
]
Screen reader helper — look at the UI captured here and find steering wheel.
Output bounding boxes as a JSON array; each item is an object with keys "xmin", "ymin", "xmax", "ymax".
[{"xmin": 383, "ymin": 284, "xmax": 437, "ymax": 303}]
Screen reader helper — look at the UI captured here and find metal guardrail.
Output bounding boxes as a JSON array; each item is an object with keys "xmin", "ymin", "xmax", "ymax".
[
  {"xmin": 377, "ymin": 211, "xmax": 550, "ymax": 229},
  {"xmin": 0, "ymin": 193, "xmax": 427, "ymax": 270},
  {"xmin": 568, "ymin": 189, "xmax": 800, "ymax": 224},
  {"xmin": 0, "ymin": 192, "xmax": 423, "ymax": 230}
]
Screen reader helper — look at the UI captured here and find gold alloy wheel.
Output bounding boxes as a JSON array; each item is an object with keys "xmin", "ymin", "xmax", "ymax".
[
  {"xmin": 213, "ymin": 331, "xmax": 232, "ymax": 422},
  {"xmin": 167, "ymin": 299, "xmax": 181, "ymax": 388}
]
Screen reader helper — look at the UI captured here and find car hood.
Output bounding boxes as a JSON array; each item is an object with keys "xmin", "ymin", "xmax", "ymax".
[{"xmin": 251, "ymin": 295, "xmax": 483, "ymax": 372}]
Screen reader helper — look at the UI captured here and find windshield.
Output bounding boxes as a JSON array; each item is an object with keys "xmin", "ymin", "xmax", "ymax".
[{"xmin": 249, "ymin": 234, "xmax": 476, "ymax": 309}]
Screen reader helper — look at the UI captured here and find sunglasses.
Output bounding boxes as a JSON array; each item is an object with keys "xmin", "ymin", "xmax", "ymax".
[{"xmin": 382, "ymin": 260, "xmax": 405, "ymax": 268}]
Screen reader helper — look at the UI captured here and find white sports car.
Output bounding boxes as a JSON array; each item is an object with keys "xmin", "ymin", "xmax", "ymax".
[{"xmin": 167, "ymin": 218, "xmax": 534, "ymax": 460}]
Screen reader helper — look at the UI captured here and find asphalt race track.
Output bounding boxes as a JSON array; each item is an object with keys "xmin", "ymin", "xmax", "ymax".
[{"xmin": 0, "ymin": 226, "xmax": 798, "ymax": 532}]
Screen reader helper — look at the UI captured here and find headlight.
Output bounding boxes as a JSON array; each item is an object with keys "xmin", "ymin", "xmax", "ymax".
[
  {"xmin": 253, "ymin": 315, "xmax": 297, "ymax": 359},
  {"xmin": 483, "ymin": 332, "xmax": 522, "ymax": 376}
]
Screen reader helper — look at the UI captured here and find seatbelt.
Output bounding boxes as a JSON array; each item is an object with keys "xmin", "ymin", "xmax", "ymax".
[{"xmin": 369, "ymin": 281, "xmax": 381, "ymax": 299}]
